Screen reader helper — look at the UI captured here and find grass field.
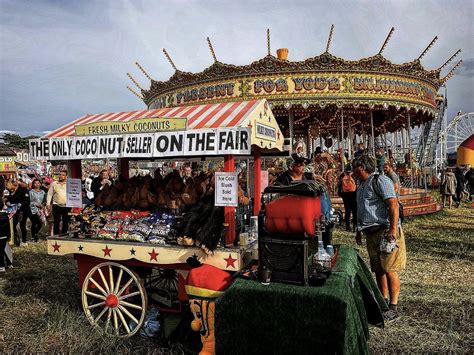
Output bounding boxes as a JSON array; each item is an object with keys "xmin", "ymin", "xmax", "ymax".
[{"xmin": 0, "ymin": 202, "xmax": 473, "ymax": 353}]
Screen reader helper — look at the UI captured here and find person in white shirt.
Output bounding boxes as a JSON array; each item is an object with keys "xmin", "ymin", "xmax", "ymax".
[{"xmin": 47, "ymin": 170, "xmax": 70, "ymax": 235}]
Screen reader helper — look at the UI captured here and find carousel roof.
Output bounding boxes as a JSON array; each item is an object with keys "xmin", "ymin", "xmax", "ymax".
[{"xmin": 124, "ymin": 27, "xmax": 462, "ymax": 116}]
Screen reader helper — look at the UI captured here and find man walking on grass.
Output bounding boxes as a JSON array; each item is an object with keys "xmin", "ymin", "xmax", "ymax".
[{"xmin": 352, "ymin": 154, "xmax": 406, "ymax": 322}]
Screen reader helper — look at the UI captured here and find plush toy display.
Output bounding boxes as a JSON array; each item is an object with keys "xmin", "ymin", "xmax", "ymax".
[{"xmin": 185, "ymin": 262, "xmax": 233, "ymax": 355}]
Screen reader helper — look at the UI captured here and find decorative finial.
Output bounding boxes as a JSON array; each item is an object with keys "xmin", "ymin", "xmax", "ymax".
[
  {"xmin": 135, "ymin": 62, "xmax": 153, "ymax": 81},
  {"xmin": 127, "ymin": 86, "xmax": 143, "ymax": 99},
  {"xmin": 206, "ymin": 37, "xmax": 218, "ymax": 63},
  {"xmin": 442, "ymin": 59, "xmax": 463, "ymax": 83},
  {"xmin": 418, "ymin": 36, "xmax": 438, "ymax": 61},
  {"xmin": 126, "ymin": 72, "xmax": 144, "ymax": 91},
  {"xmin": 325, "ymin": 24, "xmax": 334, "ymax": 53},
  {"xmin": 439, "ymin": 49, "xmax": 461, "ymax": 71},
  {"xmin": 267, "ymin": 28, "xmax": 271, "ymax": 56},
  {"xmin": 378, "ymin": 27, "xmax": 395, "ymax": 55},
  {"xmin": 162, "ymin": 48, "xmax": 178, "ymax": 71}
]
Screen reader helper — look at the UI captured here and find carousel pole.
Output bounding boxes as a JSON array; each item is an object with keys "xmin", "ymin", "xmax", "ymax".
[
  {"xmin": 253, "ymin": 147, "xmax": 261, "ymax": 216},
  {"xmin": 394, "ymin": 131, "xmax": 398, "ymax": 162},
  {"xmin": 370, "ymin": 111, "xmax": 375, "ymax": 155},
  {"xmin": 348, "ymin": 117, "xmax": 353, "ymax": 159},
  {"xmin": 407, "ymin": 112, "xmax": 413, "ymax": 188},
  {"xmin": 340, "ymin": 109, "xmax": 345, "ymax": 171},
  {"xmin": 340, "ymin": 109, "xmax": 345, "ymax": 153},
  {"xmin": 307, "ymin": 128, "xmax": 313, "ymax": 158},
  {"xmin": 337, "ymin": 122, "xmax": 341, "ymax": 151},
  {"xmin": 289, "ymin": 108, "xmax": 294, "ymax": 147}
]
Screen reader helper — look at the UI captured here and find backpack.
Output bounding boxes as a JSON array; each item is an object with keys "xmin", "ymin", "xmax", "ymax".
[
  {"xmin": 372, "ymin": 174, "xmax": 404, "ymax": 224},
  {"xmin": 341, "ymin": 173, "xmax": 357, "ymax": 193}
]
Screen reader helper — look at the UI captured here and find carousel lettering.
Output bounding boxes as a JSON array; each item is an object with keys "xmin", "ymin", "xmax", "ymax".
[
  {"xmin": 352, "ymin": 78, "xmax": 422, "ymax": 96},
  {"xmin": 292, "ymin": 77, "xmax": 341, "ymax": 91},
  {"xmin": 176, "ymin": 83, "xmax": 235, "ymax": 104},
  {"xmin": 254, "ymin": 79, "xmax": 288, "ymax": 94}
]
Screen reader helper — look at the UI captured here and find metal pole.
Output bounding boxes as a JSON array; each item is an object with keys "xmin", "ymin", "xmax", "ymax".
[
  {"xmin": 407, "ymin": 112, "xmax": 413, "ymax": 187},
  {"xmin": 370, "ymin": 111, "xmax": 375, "ymax": 155},
  {"xmin": 348, "ymin": 116, "xmax": 353, "ymax": 158},
  {"xmin": 289, "ymin": 109, "xmax": 294, "ymax": 148},
  {"xmin": 340, "ymin": 109, "xmax": 345, "ymax": 152}
]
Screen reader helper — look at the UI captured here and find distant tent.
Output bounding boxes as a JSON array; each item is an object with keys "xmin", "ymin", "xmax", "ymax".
[
  {"xmin": 0, "ymin": 143, "xmax": 16, "ymax": 157},
  {"xmin": 457, "ymin": 134, "xmax": 474, "ymax": 166}
]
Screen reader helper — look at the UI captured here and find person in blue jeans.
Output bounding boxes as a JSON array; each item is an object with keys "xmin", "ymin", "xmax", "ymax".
[
  {"xmin": 29, "ymin": 179, "xmax": 46, "ymax": 242},
  {"xmin": 1, "ymin": 191, "xmax": 13, "ymax": 273}
]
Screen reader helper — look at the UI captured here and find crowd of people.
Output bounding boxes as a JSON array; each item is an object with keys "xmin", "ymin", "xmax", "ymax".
[
  {"xmin": 273, "ymin": 144, "xmax": 472, "ymax": 322},
  {"xmin": 439, "ymin": 166, "xmax": 473, "ymax": 209},
  {"xmin": 1, "ymin": 149, "xmax": 473, "ymax": 317}
]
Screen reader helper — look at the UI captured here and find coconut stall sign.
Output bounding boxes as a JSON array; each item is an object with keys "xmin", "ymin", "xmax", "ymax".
[{"xmin": 29, "ymin": 128, "xmax": 251, "ymax": 161}]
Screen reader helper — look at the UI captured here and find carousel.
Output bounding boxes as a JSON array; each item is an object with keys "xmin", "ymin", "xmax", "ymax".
[{"xmin": 125, "ymin": 26, "xmax": 463, "ymax": 216}]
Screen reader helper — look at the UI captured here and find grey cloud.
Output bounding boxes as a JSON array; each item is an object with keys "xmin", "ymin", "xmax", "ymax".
[
  {"xmin": 457, "ymin": 58, "xmax": 474, "ymax": 78},
  {"xmin": 0, "ymin": 0, "xmax": 473, "ymax": 135}
]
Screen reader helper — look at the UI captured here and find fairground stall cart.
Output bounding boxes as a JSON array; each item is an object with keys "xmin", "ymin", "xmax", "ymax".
[{"xmin": 29, "ymin": 99, "xmax": 284, "ymax": 337}]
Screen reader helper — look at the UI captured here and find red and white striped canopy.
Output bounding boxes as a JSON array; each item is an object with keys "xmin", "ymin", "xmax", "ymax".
[{"xmin": 46, "ymin": 100, "xmax": 261, "ymax": 138}]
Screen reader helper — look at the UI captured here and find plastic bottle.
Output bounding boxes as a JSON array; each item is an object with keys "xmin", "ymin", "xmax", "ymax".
[
  {"xmin": 326, "ymin": 245, "xmax": 334, "ymax": 257},
  {"xmin": 315, "ymin": 241, "xmax": 331, "ymax": 268}
]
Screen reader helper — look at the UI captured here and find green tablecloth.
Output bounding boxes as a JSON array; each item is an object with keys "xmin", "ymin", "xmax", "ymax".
[{"xmin": 215, "ymin": 246, "xmax": 387, "ymax": 355}]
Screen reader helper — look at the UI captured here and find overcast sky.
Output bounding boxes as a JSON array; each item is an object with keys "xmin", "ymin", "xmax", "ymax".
[{"xmin": 1, "ymin": 0, "xmax": 473, "ymax": 136}]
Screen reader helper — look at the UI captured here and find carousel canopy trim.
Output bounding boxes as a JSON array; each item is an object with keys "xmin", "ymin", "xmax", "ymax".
[{"xmin": 130, "ymin": 29, "xmax": 461, "ymax": 118}]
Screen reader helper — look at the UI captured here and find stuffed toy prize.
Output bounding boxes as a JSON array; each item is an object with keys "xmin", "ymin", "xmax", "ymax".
[{"xmin": 185, "ymin": 262, "xmax": 233, "ymax": 355}]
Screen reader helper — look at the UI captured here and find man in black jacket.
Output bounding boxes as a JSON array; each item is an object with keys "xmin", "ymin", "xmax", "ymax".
[
  {"xmin": 91, "ymin": 169, "xmax": 112, "ymax": 201},
  {"xmin": 7, "ymin": 179, "xmax": 30, "ymax": 246},
  {"xmin": 275, "ymin": 154, "xmax": 313, "ymax": 186}
]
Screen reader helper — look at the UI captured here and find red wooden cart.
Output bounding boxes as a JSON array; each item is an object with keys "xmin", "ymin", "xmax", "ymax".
[{"xmin": 34, "ymin": 99, "xmax": 284, "ymax": 337}]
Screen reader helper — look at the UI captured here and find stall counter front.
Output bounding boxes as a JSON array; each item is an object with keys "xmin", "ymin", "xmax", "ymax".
[
  {"xmin": 215, "ymin": 246, "xmax": 387, "ymax": 355},
  {"xmin": 47, "ymin": 237, "xmax": 258, "ymax": 272}
]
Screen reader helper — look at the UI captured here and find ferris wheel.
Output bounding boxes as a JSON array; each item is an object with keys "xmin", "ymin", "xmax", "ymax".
[{"xmin": 440, "ymin": 112, "xmax": 474, "ymax": 158}]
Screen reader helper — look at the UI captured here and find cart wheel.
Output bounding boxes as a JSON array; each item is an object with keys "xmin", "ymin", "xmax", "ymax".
[{"xmin": 82, "ymin": 262, "xmax": 147, "ymax": 338}]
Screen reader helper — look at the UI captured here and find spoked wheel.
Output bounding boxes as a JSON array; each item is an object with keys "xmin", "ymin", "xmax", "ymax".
[
  {"xmin": 82, "ymin": 262, "xmax": 148, "ymax": 338},
  {"xmin": 144, "ymin": 268, "xmax": 182, "ymax": 312}
]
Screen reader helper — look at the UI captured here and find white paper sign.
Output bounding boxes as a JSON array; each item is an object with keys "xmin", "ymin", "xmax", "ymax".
[
  {"xmin": 215, "ymin": 172, "xmax": 238, "ymax": 207},
  {"xmin": 66, "ymin": 178, "xmax": 82, "ymax": 208}
]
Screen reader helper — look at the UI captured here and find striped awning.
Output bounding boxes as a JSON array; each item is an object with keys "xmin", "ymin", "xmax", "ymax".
[{"xmin": 46, "ymin": 100, "xmax": 261, "ymax": 138}]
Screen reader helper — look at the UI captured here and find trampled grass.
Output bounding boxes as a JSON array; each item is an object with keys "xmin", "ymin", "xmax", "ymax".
[
  {"xmin": 0, "ymin": 201, "xmax": 472, "ymax": 353},
  {"xmin": 333, "ymin": 202, "xmax": 474, "ymax": 353}
]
